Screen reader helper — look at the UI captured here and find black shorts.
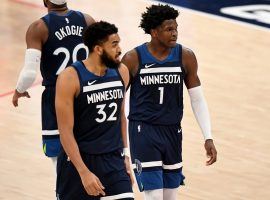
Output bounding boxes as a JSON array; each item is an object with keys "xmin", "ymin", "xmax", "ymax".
[
  {"xmin": 56, "ymin": 149, "xmax": 134, "ymax": 200},
  {"xmin": 42, "ymin": 87, "xmax": 60, "ymax": 157},
  {"xmin": 129, "ymin": 121, "xmax": 185, "ymax": 191}
]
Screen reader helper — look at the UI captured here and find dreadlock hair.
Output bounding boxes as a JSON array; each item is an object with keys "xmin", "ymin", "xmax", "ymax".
[
  {"xmin": 83, "ymin": 21, "xmax": 118, "ymax": 52},
  {"xmin": 140, "ymin": 4, "xmax": 179, "ymax": 34}
]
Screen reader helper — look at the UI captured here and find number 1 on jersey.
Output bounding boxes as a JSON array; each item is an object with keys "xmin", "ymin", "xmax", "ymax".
[{"xmin": 158, "ymin": 87, "xmax": 164, "ymax": 104}]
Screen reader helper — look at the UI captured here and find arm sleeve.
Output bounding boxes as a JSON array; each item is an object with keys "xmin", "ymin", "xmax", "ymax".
[
  {"xmin": 188, "ymin": 86, "xmax": 213, "ymax": 140},
  {"xmin": 16, "ymin": 48, "xmax": 41, "ymax": 93}
]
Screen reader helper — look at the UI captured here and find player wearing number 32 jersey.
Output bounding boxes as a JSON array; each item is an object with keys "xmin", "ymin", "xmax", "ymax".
[
  {"xmin": 12, "ymin": 0, "xmax": 95, "ymax": 165},
  {"xmin": 55, "ymin": 21, "xmax": 134, "ymax": 200}
]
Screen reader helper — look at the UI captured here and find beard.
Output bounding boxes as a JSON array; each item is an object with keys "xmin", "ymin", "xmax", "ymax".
[{"xmin": 101, "ymin": 50, "xmax": 120, "ymax": 69}]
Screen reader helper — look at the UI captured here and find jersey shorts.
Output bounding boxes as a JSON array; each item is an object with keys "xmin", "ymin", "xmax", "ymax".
[
  {"xmin": 129, "ymin": 121, "xmax": 185, "ymax": 191},
  {"xmin": 56, "ymin": 149, "xmax": 134, "ymax": 200},
  {"xmin": 41, "ymin": 87, "xmax": 61, "ymax": 157}
]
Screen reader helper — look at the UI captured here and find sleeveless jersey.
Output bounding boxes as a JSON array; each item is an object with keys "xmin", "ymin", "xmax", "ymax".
[
  {"xmin": 128, "ymin": 43, "xmax": 185, "ymax": 125},
  {"xmin": 71, "ymin": 61, "xmax": 125, "ymax": 154},
  {"xmin": 41, "ymin": 10, "xmax": 88, "ymax": 87}
]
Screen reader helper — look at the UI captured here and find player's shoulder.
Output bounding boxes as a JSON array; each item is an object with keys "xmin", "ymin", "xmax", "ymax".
[
  {"xmin": 122, "ymin": 48, "xmax": 138, "ymax": 62},
  {"xmin": 182, "ymin": 45, "xmax": 196, "ymax": 58},
  {"xmin": 27, "ymin": 19, "xmax": 47, "ymax": 36},
  {"xmin": 28, "ymin": 19, "xmax": 46, "ymax": 31},
  {"xmin": 118, "ymin": 63, "xmax": 130, "ymax": 89},
  {"xmin": 118, "ymin": 63, "xmax": 129, "ymax": 75},
  {"xmin": 81, "ymin": 12, "xmax": 95, "ymax": 26},
  {"xmin": 25, "ymin": 19, "xmax": 48, "ymax": 45},
  {"xmin": 182, "ymin": 45, "xmax": 197, "ymax": 66},
  {"xmin": 121, "ymin": 48, "xmax": 140, "ymax": 77},
  {"xmin": 58, "ymin": 66, "xmax": 78, "ymax": 83},
  {"xmin": 181, "ymin": 45, "xmax": 198, "ymax": 73},
  {"xmin": 56, "ymin": 66, "xmax": 80, "ymax": 95}
]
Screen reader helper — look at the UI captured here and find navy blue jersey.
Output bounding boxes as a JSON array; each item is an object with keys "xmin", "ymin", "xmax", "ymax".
[
  {"xmin": 128, "ymin": 43, "xmax": 185, "ymax": 125},
  {"xmin": 71, "ymin": 61, "xmax": 125, "ymax": 154},
  {"xmin": 41, "ymin": 10, "xmax": 88, "ymax": 86}
]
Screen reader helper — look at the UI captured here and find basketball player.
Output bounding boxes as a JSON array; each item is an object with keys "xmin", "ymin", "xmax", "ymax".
[
  {"xmin": 55, "ymin": 21, "xmax": 134, "ymax": 200},
  {"xmin": 121, "ymin": 4, "xmax": 217, "ymax": 200},
  {"xmin": 12, "ymin": 0, "xmax": 95, "ymax": 168}
]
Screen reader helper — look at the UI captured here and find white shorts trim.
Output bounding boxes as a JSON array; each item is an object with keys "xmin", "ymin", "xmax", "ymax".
[
  {"xmin": 132, "ymin": 161, "xmax": 183, "ymax": 170},
  {"xmin": 100, "ymin": 192, "xmax": 134, "ymax": 200},
  {"xmin": 42, "ymin": 130, "xmax": 59, "ymax": 136},
  {"xmin": 132, "ymin": 161, "xmax": 162, "ymax": 169},
  {"xmin": 162, "ymin": 162, "xmax": 183, "ymax": 170}
]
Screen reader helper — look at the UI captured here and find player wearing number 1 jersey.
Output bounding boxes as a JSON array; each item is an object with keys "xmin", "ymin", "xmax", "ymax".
[
  {"xmin": 122, "ymin": 4, "xmax": 217, "ymax": 200},
  {"xmin": 12, "ymin": 0, "xmax": 95, "ymax": 168}
]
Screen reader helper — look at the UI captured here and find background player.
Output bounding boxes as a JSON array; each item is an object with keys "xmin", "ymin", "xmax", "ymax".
[
  {"xmin": 12, "ymin": 0, "xmax": 95, "ymax": 168},
  {"xmin": 55, "ymin": 21, "xmax": 134, "ymax": 200},
  {"xmin": 122, "ymin": 4, "xmax": 217, "ymax": 200}
]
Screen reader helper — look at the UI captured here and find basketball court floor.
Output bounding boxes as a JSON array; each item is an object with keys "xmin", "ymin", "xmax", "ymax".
[{"xmin": 0, "ymin": 0, "xmax": 269, "ymax": 199}]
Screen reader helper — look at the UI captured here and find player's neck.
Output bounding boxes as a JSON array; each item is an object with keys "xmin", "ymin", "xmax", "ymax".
[
  {"xmin": 147, "ymin": 41, "xmax": 171, "ymax": 60},
  {"xmin": 83, "ymin": 58, "xmax": 107, "ymax": 77}
]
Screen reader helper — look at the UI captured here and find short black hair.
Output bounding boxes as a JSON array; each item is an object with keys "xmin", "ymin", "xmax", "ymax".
[
  {"xmin": 83, "ymin": 21, "xmax": 118, "ymax": 52},
  {"xmin": 140, "ymin": 4, "xmax": 179, "ymax": 34}
]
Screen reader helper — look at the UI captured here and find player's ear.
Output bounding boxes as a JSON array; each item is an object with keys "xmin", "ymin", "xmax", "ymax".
[
  {"xmin": 94, "ymin": 45, "xmax": 103, "ymax": 56},
  {"xmin": 150, "ymin": 29, "xmax": 158, "ymax": 38}
]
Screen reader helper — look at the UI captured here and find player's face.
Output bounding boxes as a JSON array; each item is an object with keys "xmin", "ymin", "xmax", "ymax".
[
  {"xmin": 100, "ymin": 34, "xmax": 122, "ymax": 69},
  {"xmin": 155, "ymin": 19, "xmax": 178, "ymax": 48}
]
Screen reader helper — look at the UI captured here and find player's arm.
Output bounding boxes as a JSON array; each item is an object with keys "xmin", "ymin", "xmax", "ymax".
[
  {"xmin": 12, "ymin": 19, "xmax": 47, "ymax": 107},
  {"xmin": 118, "ymin": 63, "xmax": 134, "ymax": 185},
  {"xmin": 121, "ymin": 49, "xmax": 139, "ymax": 87},
  {"xmin": 118, "ymin": 63, "xmax": 130, "ymax": 151},
  {"xmin": 183, "ymin": 46, "xmax": 217, "ymax": 165},
  {"xmin": 83, "ymin": 13, "xmax": 96, "ymax": 26},
  {"xmin": 55, "ymin": 67, "xmax": 105, "ymax": 196}
]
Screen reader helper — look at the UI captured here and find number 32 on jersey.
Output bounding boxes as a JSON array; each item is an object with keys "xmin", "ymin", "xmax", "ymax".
[{"xmin": 95, "ymin": 102, "xmax": 118, "ymax": 123}]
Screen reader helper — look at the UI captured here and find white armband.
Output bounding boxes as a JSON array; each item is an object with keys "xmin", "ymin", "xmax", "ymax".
[
  {"xmin": 188, "ymin": 86, "xmax": 213, "ymax": 140},
  {"xmin": 123, "ymin": 147, "xmax": 130, "ymax": 157},
  {"xmin": 16, "ymin": 49, "xmax": 41, "ymax": 93}
]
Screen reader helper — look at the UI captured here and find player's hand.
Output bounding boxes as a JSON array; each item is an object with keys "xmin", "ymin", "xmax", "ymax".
[
  {"xmin": 12, "ymin": 89, "xmax": 30, "ymax": 107},
  {"xmin": 204, "ymin": 139, "xmax": 217, "ymax": 166},
  {"xmin": 80, "ymin": 170, "xmax": 105, "ymax": 196},
  {"xmin": 124, "ymin": 156, "xmax": 135, "ymax": 185}
]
